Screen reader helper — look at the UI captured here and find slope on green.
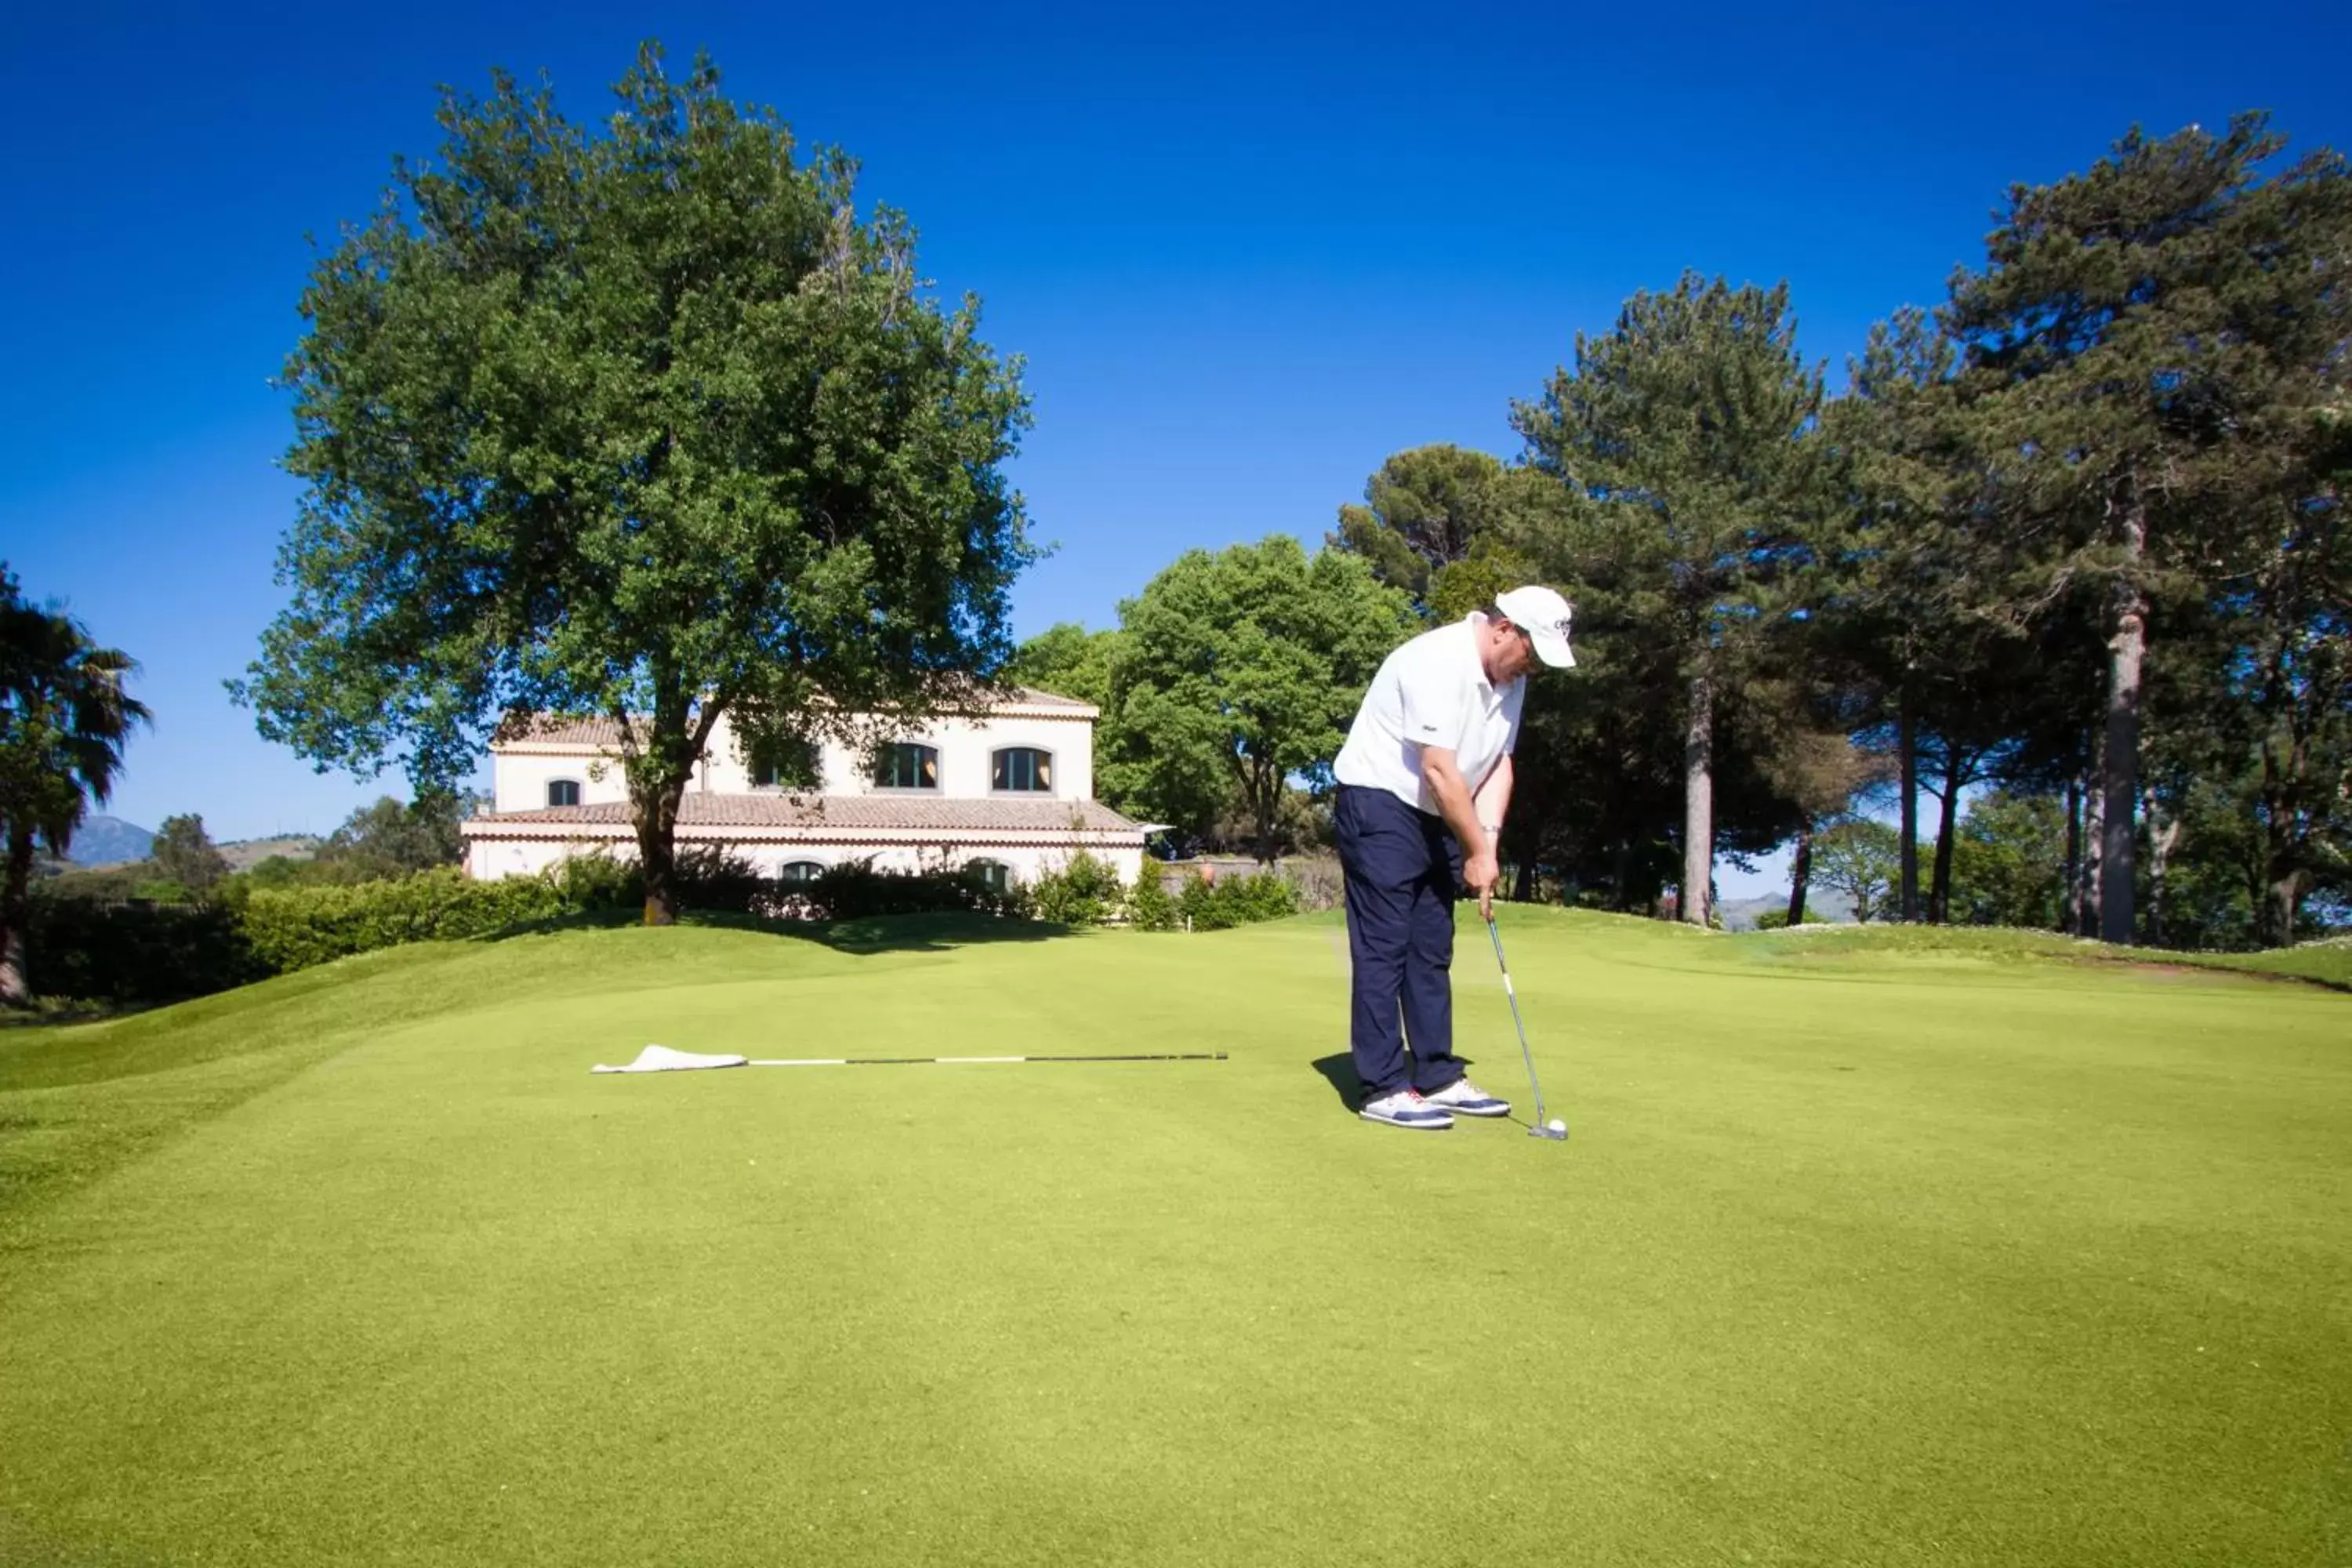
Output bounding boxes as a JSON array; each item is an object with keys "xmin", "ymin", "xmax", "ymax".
[{"xmin": 2, "ymin": 912, "xmax": 2347, "ymax": 1567}]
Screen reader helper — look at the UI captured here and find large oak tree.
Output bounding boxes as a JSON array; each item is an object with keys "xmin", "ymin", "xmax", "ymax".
[{"xmin": 238, "ymin": 45, "xmax": 1036, "ymax": 922}]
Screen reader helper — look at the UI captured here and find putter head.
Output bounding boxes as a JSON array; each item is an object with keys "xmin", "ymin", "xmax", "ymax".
[{"xmin": 1529, "ymin": 1120, "xmax": 1568, "ymax": 1142}]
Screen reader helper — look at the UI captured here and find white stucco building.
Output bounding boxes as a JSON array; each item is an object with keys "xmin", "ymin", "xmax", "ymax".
[{"xmin": 460, "ymin": 688, "xmax": 1147, "ymax": 889}]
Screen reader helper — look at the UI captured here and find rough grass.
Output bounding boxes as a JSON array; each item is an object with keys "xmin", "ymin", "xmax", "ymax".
[
  {"xmin": 1, "ymin": 912, "xmax": 2346, "ymax": 1567},
  {"xmin": 1737, "ymin": 919, "xmax": 2352, "ymax": 991}
]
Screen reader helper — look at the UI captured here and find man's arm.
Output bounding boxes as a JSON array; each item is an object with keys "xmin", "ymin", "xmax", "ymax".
[
  {"xmin": 1420, "ymin": 746, "xmax": 1502, "ymax": 920},
  {"xmin": 1472, "ymin": 753, "xmax": 1514, "ymax": 851}
]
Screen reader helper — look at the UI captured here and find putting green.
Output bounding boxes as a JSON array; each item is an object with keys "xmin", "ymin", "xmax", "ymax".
[{"xmin": 2, "ymin": 910, "xmax": 2345, "ymax": 1566}]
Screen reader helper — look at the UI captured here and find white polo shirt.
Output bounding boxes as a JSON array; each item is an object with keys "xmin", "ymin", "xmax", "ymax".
[{"xmin": 1334, "ymin": 613, "xmax": 1525, "ymax": 814}]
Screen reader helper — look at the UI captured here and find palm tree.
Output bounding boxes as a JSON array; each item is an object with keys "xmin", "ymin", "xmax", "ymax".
[{"xmin": 0, "ymin": 566, "xmax": 151, "ymax": 1005}]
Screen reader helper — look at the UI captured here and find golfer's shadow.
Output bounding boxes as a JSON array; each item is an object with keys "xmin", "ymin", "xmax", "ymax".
[
  {"xmin": 1311, "ymin": 1052, "xmax": 1497, "ymax": 1113},
  {"xmin": 1310, "ymin": 1054, "xmax": 1362, "ymax": 1109}
]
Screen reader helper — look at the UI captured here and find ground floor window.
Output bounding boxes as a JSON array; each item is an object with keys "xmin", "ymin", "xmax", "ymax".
[
  {"xmin": 779, "ymin": 860, "xmax": 825, "ymax": 884},
  {"xmin": 967, "ymin": 858, "xmax": 1011, "ymax": 894}
]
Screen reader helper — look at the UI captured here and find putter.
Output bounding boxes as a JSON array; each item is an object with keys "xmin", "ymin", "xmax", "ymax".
[{"xmin": 1485, "ymin": 913, "xmax": 1566, "ymax": 1142}]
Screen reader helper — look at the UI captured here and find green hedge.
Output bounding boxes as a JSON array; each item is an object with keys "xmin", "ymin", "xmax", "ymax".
[
  {"xmin": 16, "ymin": 850, "xmax": 1036, "ymax": 1005},
  {"xmin": 16, "ymin": 849, "xmax": 1304, "ymax": 1007},
  {"xmin": 24, "ymin": 897, "xmax": 265, "ymax": 1004},
  {"xmin": 239, "ymin": 869, "xmax": 578, "ymax": 974}
]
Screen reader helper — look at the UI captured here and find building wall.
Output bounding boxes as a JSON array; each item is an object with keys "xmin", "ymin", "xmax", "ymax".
[
  {"xmin": 465, "ymin": 834, "xmax": 1141, "ymax": 887},
  {"xmin": 698, "ymin": 710, "xmax": 1095, "ymax": 801},
  {"xmin": 492, "ymin": 751, "xmax": 630, "ymax": 814},
  {"xmin": 490, "ymin": 708, "xmax": 1098, "ymax": 812}
]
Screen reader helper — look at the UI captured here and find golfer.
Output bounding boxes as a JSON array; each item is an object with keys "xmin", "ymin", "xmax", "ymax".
[{"xmin": 1330, "ymin": 585, "xmax": 1576, "ymax": 1130}]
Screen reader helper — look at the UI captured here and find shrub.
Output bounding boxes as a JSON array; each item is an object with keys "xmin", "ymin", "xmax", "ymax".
[
  {"xmin": 1028, "ymin": 851, "xmax": 1125, "ymax": 926},
  {"xmin": 23, "ymin": 895, "xmax": 264, "ymax": 1003},
  {"xmin": 38, "ymin": 864, "xmax": 154, "ymax": 903},
  {"xmin": 1178, "ymin": 868, "xmax": 1300, "ymax": 931},
  {"xmin": 539, "ymin": 844, "xmax": 775, "ymax": 917},
  {"xmin": 797, "ymin": 858, "xmax": 1024, "ymax": 922},
  {"xmin": 239, "ymin": 855, "xmax": 314, "ymax": 890},
  {"xmin": 670, "ymin": 844, "xmax": 776, "ymax": 915},
  {"xmin": 550, "ymin": 851, "xmax": 641, "ymax": 910},
  {"xmin": 1126, "ymin": 862, "xmax": 1181, "ymax": 931}
]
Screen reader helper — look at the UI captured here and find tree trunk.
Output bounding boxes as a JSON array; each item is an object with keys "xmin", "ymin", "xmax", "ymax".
[
  {"xmin": 1929, "ymin": 742, "xmax": 1968, "ymax": 925},
  {"xmin": 2100, "ymin": 555, "xmax": 2148, "ymax": 946},
  {"xmin": 2143, "ymin": 785, "xmax": 2180, "ymax": 948},
  {"xmin": 1680, "ymin": 666, "xmax": 1714, "ymax": 927},
  {"xmin": 2081, "ymin": 729, "xmax": 2105, "ymax": 938},
  {"xmin": 2252, "ymin": 692, "xmax": 2310, "ymax": 948},
  {"xmin": 2079, "ymin": 719, "xmax": 2117, "ymax": 940},
  {"xmin": 0, "ymin": 826, "xmax": 34, "ymax": 1007},
  {"xmin": 1929, "ymin": 793, "xmax": 1958, "ymax": 925},
  {"xmin": 2268, "ymin": 870, "xmax": 2305, "ymax": 948},
  {"xmin": 2244, "ymin": 845, "xmax": 2271, "ymax": 949},
  {"xmin": 636, "ymin": 776, "xmax": 689, "ymax": 926},
  {"xmin": 2063, "ymin": 772, "xmax": 2083, "ymax": 935},
  {"xmin": 1512, "ymin": 858, "xmax": 1534, "ymax": 902},
  {"xmin": 1610, "ymin": 840, "xmax": 1635, "ymax": 913},
  {"xmin": 1896, "ymin": 692, "xmax": 1919, "ymax": 922},
  {"xmin": 1785, "ymin": 825, "xmax": 1813, "ymax": 927}
]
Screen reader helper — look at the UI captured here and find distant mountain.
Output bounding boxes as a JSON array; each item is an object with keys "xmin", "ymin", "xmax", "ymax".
[
  {"xmin": 66, "ymin": 815, "xmax": 154, "ymax": 866},
  {"xmin": 220, "ymin": 836, "xmax": 324, "ymax": 872}
]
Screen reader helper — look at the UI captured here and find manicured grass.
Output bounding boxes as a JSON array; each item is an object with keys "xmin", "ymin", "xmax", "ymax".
[{"xmin": 2, "ymin": 912, "xmax": 2346, "ymax": 1566}]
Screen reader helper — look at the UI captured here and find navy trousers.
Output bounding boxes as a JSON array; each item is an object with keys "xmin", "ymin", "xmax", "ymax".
[{"xmin": 1333, "ymin": 784, "xmax": 1466, "ymax": 1101}]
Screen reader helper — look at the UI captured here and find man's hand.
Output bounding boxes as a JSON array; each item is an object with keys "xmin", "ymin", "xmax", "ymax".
[{"xmin": 1463, "ymin": 848, "xmax": 1500, "ymax": 921}]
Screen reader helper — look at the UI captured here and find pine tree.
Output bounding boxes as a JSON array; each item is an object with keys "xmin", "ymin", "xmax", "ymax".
[
  {"xmin": 1512, "ymin": 274, "xmax": 1828, "ymax": 926},
  {"xmin": 1947, "ymin": 114, "xmax": 2352, "ymax": 943}
]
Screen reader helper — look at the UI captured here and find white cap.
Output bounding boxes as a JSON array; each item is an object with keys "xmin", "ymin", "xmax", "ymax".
[{"xmin": 1493, "ymin": 585, "xmax": 1577, "ymax": 669}]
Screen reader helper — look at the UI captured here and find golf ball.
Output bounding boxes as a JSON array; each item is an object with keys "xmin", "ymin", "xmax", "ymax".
[{"xmin": 1546, "ymin": 1118, "xmax": 1566, "ymax": 1134}]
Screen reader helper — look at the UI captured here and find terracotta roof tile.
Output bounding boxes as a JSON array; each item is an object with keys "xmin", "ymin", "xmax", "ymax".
[
  {"xmin": 491, "ymin": 688, "xmax": 1095, "ymax": 752},
  {"xmin": 1009, "ymin": 686, "xmax": 1094, "ymax": 710},
  {"xmin": 493, "ymin": 713, "xmax": 638, "ymax": 748}
]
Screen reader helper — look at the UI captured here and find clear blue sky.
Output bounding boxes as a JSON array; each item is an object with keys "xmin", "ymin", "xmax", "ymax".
[{"xmin": 5, "ymin": 1, "xmax": 2347, "ymax": 889}]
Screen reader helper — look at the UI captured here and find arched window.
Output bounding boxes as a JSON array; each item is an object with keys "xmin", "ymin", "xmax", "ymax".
[
  {"xmin": 872, "ymin": 742, "xmax": 939, "ymax": 791},
  {"xmin": 991, "ymin": 747, "xmax": 1054, "ymax": 793},
  {"xmin": 967, "ymin": 858, "xmax": 1011, "ymax": 895},
  {"xmin": 778, "ymin": 860, "xmax": 825, "ymax": 885},
  {"xmin": 546, "ymin": 779, "xmax": 582, "ymax": 808}
]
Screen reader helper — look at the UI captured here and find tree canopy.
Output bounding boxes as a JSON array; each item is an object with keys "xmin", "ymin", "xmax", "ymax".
[
  {"xmin": 151, "ymin": 815, "xmax": 230, "ymax": 900},
  {"xmin": 1946, "ymin": 114, "xmax": 2352, "ymax": 940},
  {"xmin": 235, "ymin": 43, "xmax": 1035, "ymax": 922},
  {"xmin": 1510, "ymin": 273, "xmax": 1830, "ymax": 924},
  {"xmin": 0, "ymin": 566, "xmax": 148, "ymax": 1004},
  {"xmin": 1107, "ymin": 535, "xmax": 1415, "ymax": 861}
]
